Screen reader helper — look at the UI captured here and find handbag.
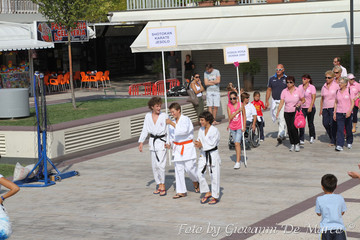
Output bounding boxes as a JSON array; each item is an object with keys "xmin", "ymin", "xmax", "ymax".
[
  {"xmin": 186, "ymin": 82, "xmax": 199, "ymax": 106},
  {"xmin": 294, "ymin": 108, "xmax": 306, "ymax": 129}
]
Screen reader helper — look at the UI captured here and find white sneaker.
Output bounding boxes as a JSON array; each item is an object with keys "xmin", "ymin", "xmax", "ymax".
[
  {"xmin": 260, "ymin": 139, "xmax": 264, "ymax": 142},
  {"xmin": 295, "ymin": 144, "xmax": 300, "ymax": 152},
  {"xmin": 300, "ymin": 140, "xmax": 305, "ymax": 145},
  {"xmin": 347, "ymin": 144, "xmax": 352, "ymax": 149},
  {"xmin": 289, "ymin": 145, "xmax": 295, "ymax": 152},
  {"xmin": 335, "ymin": 146, "xmax": 343, "ymax": 151},
  {"xmin": 234, "ymin": 162, "xmax": 241, "ymax": 169},
  {"xmin": 310, "ymin": 137, "xmax": 315, "ymax": 144}
]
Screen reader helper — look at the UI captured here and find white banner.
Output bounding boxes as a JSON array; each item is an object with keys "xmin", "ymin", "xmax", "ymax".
[
  {"xmin": 147, "ymin": 26, "xmax": 177, "ymax": 49},
  {"xmin": 223, "ymin": 45, "xmax": 249, "ymax": 64}
]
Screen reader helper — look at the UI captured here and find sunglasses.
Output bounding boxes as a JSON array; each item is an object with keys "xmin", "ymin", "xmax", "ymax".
[
  {"xmin": 275, "ymin": 68, "xmax": 284, "ymax": 71},
  {"xmin": 230, "ymin": 97, "xmax": 237, "ymax": 100},
  {"xmin": 325, "ymin": 77, "xmax": 332, "ymax": 79},
  {"xmin": 286, "ymin": 81, "xmax": 294, "ymax": 84},
  {"xmin": 194, "ymin": 76, "xmax": 200, "ymax": 78},
  {"xmin": 334, "ymin": 72, "xmax": 339, "ymax": 74}
]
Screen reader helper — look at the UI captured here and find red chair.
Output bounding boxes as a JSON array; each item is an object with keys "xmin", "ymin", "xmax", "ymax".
[
  {"xmin": 49, "ymin": 74, "xmax": 63, "ymax": 92},
  {"xmin": 80, "ymin": 72, "xmax": 89, "ymax": 88},
  {"xmin": 102, "ymin": 70, "xmax": 111, "ymax": 87},
  {"xmin": 62, "ymin": 72, "xmax": 70, "ymax": 91}
]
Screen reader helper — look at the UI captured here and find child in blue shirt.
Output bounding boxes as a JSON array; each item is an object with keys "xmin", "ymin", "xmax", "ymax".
[{"xmin": 315, "ymin": 174, "xmax": 347, "ymax": 240}]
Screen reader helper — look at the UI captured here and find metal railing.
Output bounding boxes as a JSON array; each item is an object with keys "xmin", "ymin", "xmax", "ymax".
[
  {"xmin": 127, "ymin": 0, "xmax": 267, "ymax": 10},
  {"xmin": 1, "ymin": 0, "xmax": 38, "ymax": 14}
]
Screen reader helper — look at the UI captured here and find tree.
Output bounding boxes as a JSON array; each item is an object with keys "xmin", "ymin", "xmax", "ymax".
[{"xmin": 33, "ymin": 0, "xmax": 96, "ymax": 108}]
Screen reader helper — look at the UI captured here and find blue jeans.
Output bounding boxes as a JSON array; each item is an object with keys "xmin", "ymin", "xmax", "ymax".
[
  {"xmin": 352, "ymin": 106, "xmax": 358, "ymax": 123},
  {"xmin": 322, "ymin": 108, "xmax": 337, "ymax": 144},
  {"xmin": 336, "ymin": 113, "xmax": 353, "ymax": 147},
  {"xmin": 230, "ymin": 129, "xmax": 243, "ymax": 143}
]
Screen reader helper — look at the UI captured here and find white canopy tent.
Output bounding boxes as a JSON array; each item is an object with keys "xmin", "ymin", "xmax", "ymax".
[
  {"xmin": 130, "ymin": 11, "xmax": 360, "ymax": 53},
  {"xmin": 0, "ymin": 22, "xmax": 54, "ymax": 51}
]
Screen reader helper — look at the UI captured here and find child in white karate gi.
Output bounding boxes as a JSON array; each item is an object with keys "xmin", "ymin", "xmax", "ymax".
[
  {"xmin": 166, "ymin": 102, "xmax": 199, "ymax": 199},
  {"xmin": 195, "ymin": 111, "xmax": 221, "ymax": 205},
  {"xmin": 138, "ymin": 97, "xmax": 168, "ymax": 196}
]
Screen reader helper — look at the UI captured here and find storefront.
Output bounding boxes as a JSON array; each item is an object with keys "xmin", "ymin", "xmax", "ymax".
[{"xmin": 0, "ymin": 22, "xmax": 54, "ymax": 90}]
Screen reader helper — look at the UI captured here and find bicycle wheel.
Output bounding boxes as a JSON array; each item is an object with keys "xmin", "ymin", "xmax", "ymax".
[{"xmin": 250, "ymin": 124, "xmax": 260, "ymax": 148}]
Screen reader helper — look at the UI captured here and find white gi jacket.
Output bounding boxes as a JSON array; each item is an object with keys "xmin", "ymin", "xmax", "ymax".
[
  {"xmin": 198, "ymin": 125, "xmax": 221, "ymax": 168},
  {"xmin": 169, "ymin": 115, "xmax": 197, "ymax": 162},
  {"xmin": 138, "ymin": 112, "xmax": 167, "ymax": 152}
]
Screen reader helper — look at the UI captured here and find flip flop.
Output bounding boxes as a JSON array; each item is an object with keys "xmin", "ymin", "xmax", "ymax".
[
  {"xmin": 200, "ymin": 195, "xmax": 211, "ymax": 204},
  {"xmin": 159, "ymin": 189, "xmax": 167, "ymax": 196},
  {"xmin": 208, "ymin": 198, "xmax": 218, "ymax": 205},
  {"xmin": 173, "ymin": 193, "xmax": 186, "ymax": 199},
  {"xmin": 153, "ymin": 189, "xmax": 161, "ymax": 195}
]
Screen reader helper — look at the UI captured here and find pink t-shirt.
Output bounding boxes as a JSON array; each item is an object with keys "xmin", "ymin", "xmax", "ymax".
[
  {"xmin": 321, "ymin": 81, "xmax": 339, "ymax": 109},
  {"xmin": 298, "ymin": 84, "xmax": 316, "ymax": 109},
  {"xmin": 280, "ymin": 87, "xmax": 304, "ymax": 113},
  {"xmin": 336, "ymin": 88, "xmax": 356, "ymax": 113},
  {"xmin": 348, "ymin": 81, "xmax": 360, "ymax": 98},
  {"xmin": 228, "ymin": 102, "xmax": 243, "ymax": 130}
]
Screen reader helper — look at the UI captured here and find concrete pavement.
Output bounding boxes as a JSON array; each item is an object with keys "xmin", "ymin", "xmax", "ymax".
[{"xmin": 4, "ymin": 91, "xmax": 360, "ymax": 240}]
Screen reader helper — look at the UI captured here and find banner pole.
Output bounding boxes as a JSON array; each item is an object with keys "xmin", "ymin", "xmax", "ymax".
[
  {"xmin": 162, "ymin": 51, "xmax": 172, "ymax": 165},
  {"xmin": 236, "ymin": 65, "xmax": 247, "ymax": 167}
]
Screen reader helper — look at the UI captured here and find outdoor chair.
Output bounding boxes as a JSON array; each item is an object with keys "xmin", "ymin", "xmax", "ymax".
[
  {"xmin": 102, "ymin": 70, "xmax": 111, "ymax": 87},
  {"xmin": 80, "ymin": 72, "xmax": 89, "ymax": 88}
]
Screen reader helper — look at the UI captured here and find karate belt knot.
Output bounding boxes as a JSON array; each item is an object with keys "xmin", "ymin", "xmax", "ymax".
[
  {"xmin": 150, "ymin": 134, "xmax": 166, "ymax": 162},
  {"xmin": 173, "ymin": 139, "xmax": 193, "ymax": 156},
  {"xmin": 201, "ymin": 146, "xmax": 218, "ymax": 174}
]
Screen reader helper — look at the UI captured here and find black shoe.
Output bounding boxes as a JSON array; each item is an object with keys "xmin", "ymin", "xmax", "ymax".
[{"xmin": 277, "ymin": 136, "xmax": 282, "ymax": 144}]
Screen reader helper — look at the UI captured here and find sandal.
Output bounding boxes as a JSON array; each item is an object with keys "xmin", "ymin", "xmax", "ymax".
[
  {"xmin": 173, "ymin": 193, "xmax": 186, "ymax": 199},
  {"xmin": 208, "ymin": 198, "xmax": 218, "ymax": 205},
  {"xmin": 159, "ymin": 189, "xmax": 167, "ymax": 196},
  {"xmin": 200, "ymin": 195, "xmax": 211, "ymax": 204},
  {"xmin": 153, "ymin": 189, "xmax": 161, "ymax": 195},
  {"xmin": 193, "ymin": 182, "xmax": 200, "ymax": 193}
]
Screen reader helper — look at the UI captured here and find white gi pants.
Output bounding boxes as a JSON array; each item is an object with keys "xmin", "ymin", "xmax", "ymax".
[
  {"xmin": 273, "ymin": 100, "xmax": 287, "ymax": 137},
  {"xmin": 151, "ymin": 150, "xmax": 166, "ymax": 185},
  {"xmin": 197, "ymin": 156, "xmax": 220, "ymax": 199},
  {"xmin": 174, "ymin": 159, "xmax": 198, "ymax": 194}
]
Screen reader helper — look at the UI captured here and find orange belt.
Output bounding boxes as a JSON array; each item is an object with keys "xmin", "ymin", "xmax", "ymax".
[{"xmin": 173, "ymin": 140, "xmax": 193, "ymax": 155}]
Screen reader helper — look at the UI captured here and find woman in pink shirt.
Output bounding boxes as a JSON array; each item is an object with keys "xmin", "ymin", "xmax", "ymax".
[
  {"xmin": 333, "ymin": 77, "xmax": 356, "ymax": 151},
  {"xmin": 320, "ymin": 70, "xmax": 339, "ymax": 146},
  {"xmin": 227, "ymin": 91, "xmax": 246, "ymax": 169},
  {"xmin": 276, "ymin": 76, "xmax": 305, "ymax": 152},
  {"xmin": 347, "ymin": 73, "xmax": 360, "ymax": 133},
  {"xmin": 298, "ymin": 74, "xmax": 316, "ymax": 144}
]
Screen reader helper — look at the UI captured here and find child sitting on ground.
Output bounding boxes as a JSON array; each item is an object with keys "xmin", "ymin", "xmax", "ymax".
[
  {"xmin": 315, "ymin": 174, "xmax": 347, "ymax": 240},
  {"xmin": 251, "ymin": 91, "xmax": 266, "ymax": 141}
]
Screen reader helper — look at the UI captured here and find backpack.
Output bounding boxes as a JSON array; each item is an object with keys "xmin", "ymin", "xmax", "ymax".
[{"xmin": 294, "ymin": 108, "xmax": 306, "ymax": 129}]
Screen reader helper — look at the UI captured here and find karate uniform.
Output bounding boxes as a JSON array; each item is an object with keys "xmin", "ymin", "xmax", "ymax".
[
  {"xmin": 169, "ymin": 115, "xmax": 198, "ymax": 194},
  {"xmin": 138, "ymin": 112, "xmax": 168, "ymax": 185},
  {"xmin": 197, "ymin": 125, "xmax": 221, "ymax": 199}
]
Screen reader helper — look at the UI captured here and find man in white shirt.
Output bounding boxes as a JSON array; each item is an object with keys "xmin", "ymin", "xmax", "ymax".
[
  {"xmin": 204, "ymin": 63, "xmax": 221, "ymax": 125},
  {"xmin": 333, "ymin": 57, "xmax": 347, "ymax": 77}
]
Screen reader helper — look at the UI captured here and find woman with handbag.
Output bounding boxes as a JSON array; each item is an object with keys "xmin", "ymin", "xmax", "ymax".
[
  {"xmin": 276, "ymin": 76, "xmax": 305, "ymax": 152},
  {"xmin": 190, "ymin": 73, "xmax": 205, "ymax": 119},
  {"xmin": 298, "ymin": 74, "xmax": 317, "ymax": 145}
]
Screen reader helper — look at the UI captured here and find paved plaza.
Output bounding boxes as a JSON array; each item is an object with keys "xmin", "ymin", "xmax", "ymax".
[{"xmin": 4, "ymin": 90, "xmax": 360, "ymax": 240}]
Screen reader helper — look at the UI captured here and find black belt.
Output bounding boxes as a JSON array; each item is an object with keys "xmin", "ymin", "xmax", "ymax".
[
  {"xmin": 150, "ymin": 134, "xmax": 166, "ymax": 162},
  {"xmin": 201, "ymin": 146, "xmax": 218, "ymax": 174}
]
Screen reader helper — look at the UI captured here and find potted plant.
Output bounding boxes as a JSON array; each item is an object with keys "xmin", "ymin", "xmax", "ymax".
[
  {"xmin": 220, "ymin": 0, "xmax": 237, "ymax": 6},
  {"xmin": 196, "ymin": 0, "xmax": 215, "ymax": 7},
  {"xmin": 239, "ymin": 59, "xmax": 261, "ymax": 91}
]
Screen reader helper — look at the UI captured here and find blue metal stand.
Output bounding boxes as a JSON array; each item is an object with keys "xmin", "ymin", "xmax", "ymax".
[{"xmin": 14, "ymin": 73, "xmax": 79, "ymax": 187}]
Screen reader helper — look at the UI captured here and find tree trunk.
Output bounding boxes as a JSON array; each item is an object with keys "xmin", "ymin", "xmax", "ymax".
[
  {"xmin": 68, "ymin": 32, "xmax": 76, "ymax": 109},
  {"xmin": 243, "ymin": 72, "xmax": 254, "ymax": 91}
]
